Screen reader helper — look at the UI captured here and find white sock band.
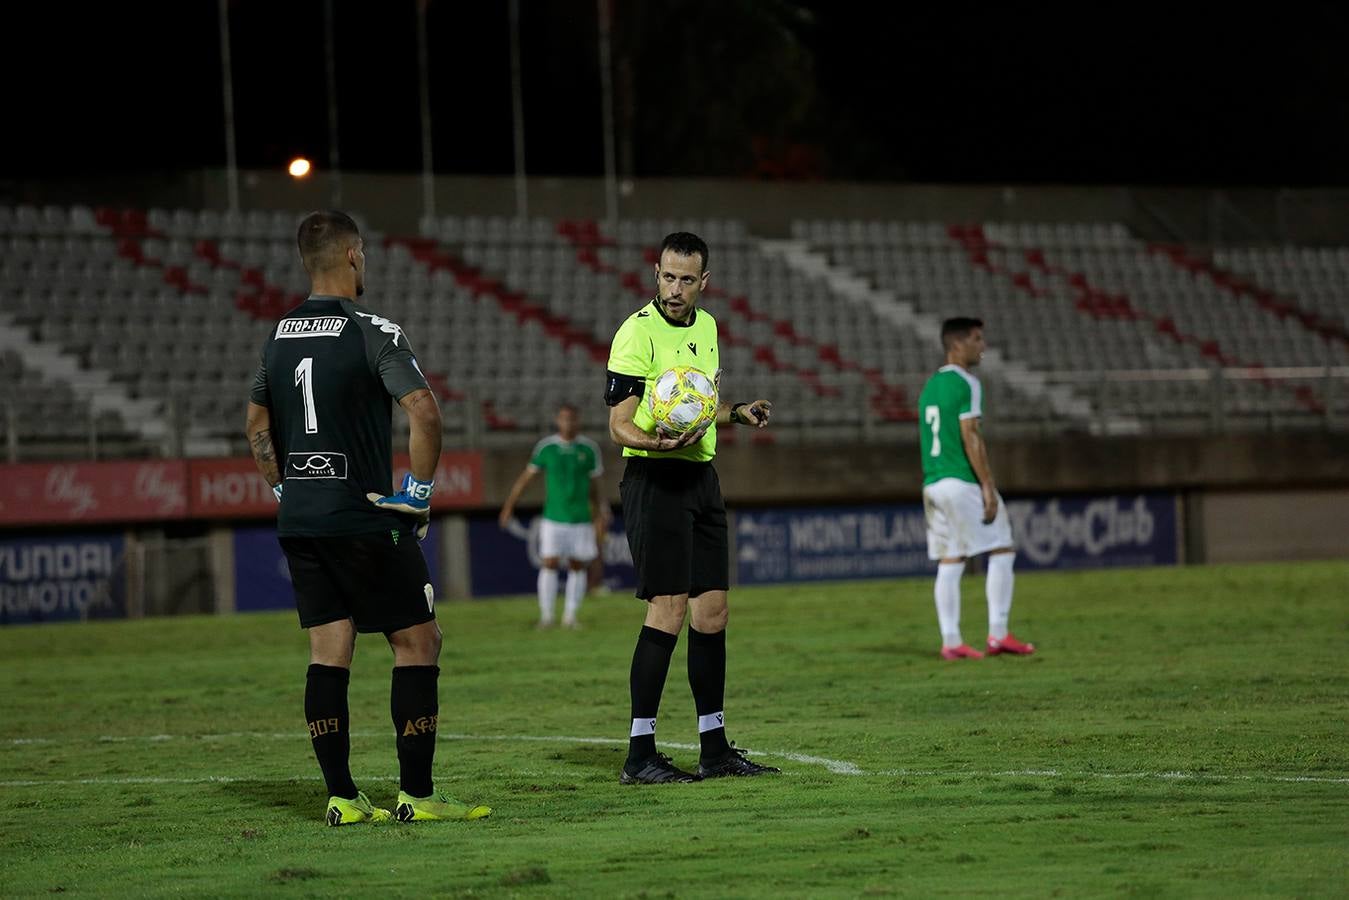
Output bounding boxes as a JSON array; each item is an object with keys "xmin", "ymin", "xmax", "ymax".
[
  {"xmin": 629, "ymin": 717, "xmax": 656, "ymax": 738},
  {"xmin": 987, "ymin": 552, "xmax": 1015, "ymax": 640},
  {"xmin": 698, "ymin": 712, "xmax": 725, "ymax": 733},
  {"xmin": 935, "ymin": 561, "xmax": 965, "ymax": 647}
]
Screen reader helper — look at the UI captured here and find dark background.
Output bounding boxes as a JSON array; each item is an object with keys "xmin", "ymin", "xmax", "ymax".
[{"xmin": 9, "ymin": 1, "xmax": 1349, "ymax": 185}]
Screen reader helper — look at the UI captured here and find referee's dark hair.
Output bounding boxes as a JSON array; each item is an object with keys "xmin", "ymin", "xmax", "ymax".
[
  {"xmin": 660, "ymin": 232, "xmax": 709, "ymax": 272},
  {"xmin": 940, "ymin": 316, "xmax": 984, "ymax": 350},
  {"xmin": 297, "ymin": 210, "xmax": 361, "ymax": 274}
]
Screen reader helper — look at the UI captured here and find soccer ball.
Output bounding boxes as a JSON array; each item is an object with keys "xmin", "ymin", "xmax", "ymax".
[{"xmin": 649, "ymin": 366, "xmax": 718, "ymax": 436}]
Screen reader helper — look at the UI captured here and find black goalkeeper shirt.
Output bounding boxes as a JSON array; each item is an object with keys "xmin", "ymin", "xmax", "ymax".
[{"xmin": 250, "ymin": 295, "xmax": 429, "ymax": 537}]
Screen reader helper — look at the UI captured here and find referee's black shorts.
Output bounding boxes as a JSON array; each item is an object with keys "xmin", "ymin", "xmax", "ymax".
[
  {"xmin": 280, "ymin": 530, "xmax": 435, "ymax": 634},
  {"xmin": 619, "ymin": 456, "xmax": 729, "ymax": 601}
]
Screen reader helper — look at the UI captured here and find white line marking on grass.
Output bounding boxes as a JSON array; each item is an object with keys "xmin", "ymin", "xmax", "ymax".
[
  {"xmin": 4, "ymin": 732, "xmax": 1344, "ymax": 785},
  {"xmin": 0, "ymin": 771, "xmax": 570, "ymax": 788},
  {"xmin": 4, "ymin": 731, "xmax": 863, "ymax": 776},
  {"xmin": 0, "ymin": 775, "xmax": 327, "ymax": 787},
  {"xmin": 870, "ymin": 768, "xmax": 1349, "ymax": 786}
]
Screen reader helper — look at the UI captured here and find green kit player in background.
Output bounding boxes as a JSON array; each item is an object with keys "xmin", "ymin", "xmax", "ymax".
[
  {"xmin": 499, "ymin": 403, "xmax": 610, "ymax": 629},
  {"xmin": 245, "ymin": 210, "xmax": 491, "ymax": 825},
  {"xmin": 917, "ymin": 317, "xmax": 1035, "ymax": 661}
]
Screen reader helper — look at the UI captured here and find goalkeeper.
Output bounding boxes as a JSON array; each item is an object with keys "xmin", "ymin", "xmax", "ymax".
[
  {"xmin": 245, "ymin": 210, "xmax": 490, "ymax": 826},
  {"xmin": 603, "ymin": 231, "xmax": 777, "ymax": 784}
]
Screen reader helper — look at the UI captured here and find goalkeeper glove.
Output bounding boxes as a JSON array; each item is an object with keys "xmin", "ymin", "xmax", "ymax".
[{"xmin": 367, "ymin": 473, "xmax": 433, "ymax": 541}]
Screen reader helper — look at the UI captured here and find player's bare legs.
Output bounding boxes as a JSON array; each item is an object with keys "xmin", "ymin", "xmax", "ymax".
[
  {"xmin": 309, "ymin": 618, "xmax": 356, "ymax": 667},
  {"xmin": 688, "ymin": 590, "xmax": 728, "ymax": 633},
  {"xmin": 304, "ymin": 619, "xmax": 360, "ymax": 806},
  {"xmin": 985, "ymin": 547, "xmax": 1033, "ymax": 655},
  {"xmin": 644, "ymin": 593, "xmax": 688, "ymax": 634},
  {"xmin": 563, "ymin": 558, "xmax": 588, "ymax": 629},
  {"xmin": 387, "ymin": 620, "xmax": 442, "ymax": 666},
  {"xmin": 538, "ymin": 557, "xmax": 561, "ymax": 628}
]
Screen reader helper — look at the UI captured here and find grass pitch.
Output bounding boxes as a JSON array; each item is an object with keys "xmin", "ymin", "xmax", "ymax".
[{"xmin": 2, "ymin": 562, "xmax": 1347, "ymax": 897}]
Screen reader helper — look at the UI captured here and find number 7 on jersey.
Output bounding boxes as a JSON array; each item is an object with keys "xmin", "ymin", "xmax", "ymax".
[
  {"xmin": 925, "ymin": 405, "xmax": 940, "ymax": 456},
  {"xmin": 295, "ymin": 357, "xmax": 319, "ymax": 434}
]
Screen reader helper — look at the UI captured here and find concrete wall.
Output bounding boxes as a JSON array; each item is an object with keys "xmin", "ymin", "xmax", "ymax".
[
  {"xmin": 1197, "ymin": 489, "xmax": 1349, "ymax": 563},
  {"xmin": 480, "ymin": 431, "xmax": 1349, "ymax": 511},
  {"xmin": 476, "ymin": 430, "xmax": 1349, "ymax": 568}
]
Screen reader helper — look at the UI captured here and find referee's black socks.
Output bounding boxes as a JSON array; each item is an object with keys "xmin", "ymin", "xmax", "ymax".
[
  {"xmin": 627, "ymin": 626, "xmax": 678, "ymax": 766},
  {"xmin": 687, "ymin": 626, "xmax": 731, "ymax": 759},
  {"xmin": 305, "ymin": 664, "xmax": 358, "ymax": 800},
  {"xmin": 391, "ymin": 665, "xmax": 440, "ymax": 798}
]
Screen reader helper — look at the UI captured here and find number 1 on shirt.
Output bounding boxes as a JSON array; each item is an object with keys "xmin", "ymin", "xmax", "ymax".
[
  {"xmin": 295, "ymin": 357, "xmax": 318, "ymax": 434},
  {"xmin": 925, "ymin": 405, "xmax": 940, "ymax": 456}
]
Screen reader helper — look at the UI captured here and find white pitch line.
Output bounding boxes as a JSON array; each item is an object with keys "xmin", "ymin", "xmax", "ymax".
[
  {"xmin": 869, "ymin": 768, "xmax": 1349, "ymax": 786},
  {"xmin": 3, "ymin": 732, "xmax": 1345, "ymax": 785},
  {"xmin": 0, "ymin": 771, "xmax": 569, "ymax": 788},
  {"xmin": 2, "ymin": 731, "xmax": 860, "ymax": 776}
]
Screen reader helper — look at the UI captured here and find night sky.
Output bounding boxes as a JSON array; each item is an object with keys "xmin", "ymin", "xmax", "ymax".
[{"xmin": 9, "ymin": 1, "xmax": 1349, "ymax": 186}]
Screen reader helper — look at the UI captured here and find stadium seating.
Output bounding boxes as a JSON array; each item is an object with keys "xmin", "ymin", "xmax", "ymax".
[
  {"xmin": 1, "ymin": 203, "xmax": 1345, "ymax": 459},
  {"xmin": 0, "ymin": 347, "xmax": 133, "ymax": 451},
  {"xmin": 792, "ymin": 219, "xmax": 1349, "ymax": 430}
]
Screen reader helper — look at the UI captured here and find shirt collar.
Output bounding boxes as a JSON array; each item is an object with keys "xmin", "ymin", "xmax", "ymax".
[{"xmin": 651, "ymin": 298, "xmax": 697, "ymax": 328}]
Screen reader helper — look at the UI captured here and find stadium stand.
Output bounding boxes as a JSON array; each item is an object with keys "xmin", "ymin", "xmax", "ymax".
[
  {"xmin": 1, "ymin": 204, "xmax": 1345, "ymax": 459},
  {"xmin": 793, "ymin": 219, "xmax": 1349, "ymax": 430}
]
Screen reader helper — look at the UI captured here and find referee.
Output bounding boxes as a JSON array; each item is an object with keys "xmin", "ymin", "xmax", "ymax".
[
  {"xmin": 604, "ymin": 231, "xmax": 780, "ymax": 783},
  {"xmin": 245, "ymin": 210, "xmax": 490, "ymax": 825}
]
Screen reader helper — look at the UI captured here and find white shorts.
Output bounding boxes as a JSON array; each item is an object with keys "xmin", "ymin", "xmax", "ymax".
[
  {"xmin": 538, "ymin": 518, "xmax": 598, "ymax": 563},
  {"xmin": 923, "ymin": 477, "xmax": 1014, "ymax": 561}
]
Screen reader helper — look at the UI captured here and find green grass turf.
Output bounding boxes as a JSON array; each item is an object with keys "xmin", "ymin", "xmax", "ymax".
[{"xmin": 1, "ymin": 561, "xmax": 1347, "ymax": 897}]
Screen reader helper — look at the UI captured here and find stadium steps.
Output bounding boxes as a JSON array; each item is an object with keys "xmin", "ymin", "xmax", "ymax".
[
  {"xmin": 949, "ymin": 226, "xmax": 1327, "ymax": 416},
  {"xmin": 176, "ymin": 231, "xmax": 479, "ymax": 439},
  {"xmin": 971, "ymin": 229, "xmax": 1327, "ymax": 418},
  {"xmin": 568, "ymin": 223, "xmax": 856, "ymax": 401},
  {"xmin": 0, "ymin": 311, "xmax": 163, "ymax": 444},
  {"xmin": 562, "ymin": 223, "xmax": 857, "ymax": 429},
  {"xmin": 384, "ymin": 235, "xmax": 607, "ymax": 434},
  {"xmin": 569, "ymin": 220, "xmax": 913, "ymax": 429},
  {"xmin": 1151, "ymin": 244, "xmax": 1349, "ymax": 349},
  {"xmin": 760, "ymin": 237, "xmax": 1100, "ymax": 428}
]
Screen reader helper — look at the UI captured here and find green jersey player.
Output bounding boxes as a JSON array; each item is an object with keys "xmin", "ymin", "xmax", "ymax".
[
  {"xmin": 499, "ymin": 403, "xmax": 609, "ymax": 629},
  {"xmin": 917, "ymin": 317, "xmax": 1034, "ymax": 660}
]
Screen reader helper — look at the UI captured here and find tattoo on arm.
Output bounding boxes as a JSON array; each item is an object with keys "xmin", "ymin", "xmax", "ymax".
[{"xmin": 250, "ymin": 429, "xmax": 280, "ymax": 487}]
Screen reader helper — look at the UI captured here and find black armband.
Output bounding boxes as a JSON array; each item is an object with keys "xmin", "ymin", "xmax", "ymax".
[
  {"xmin": 730, "ymin": 402, "xmax": 749, "ymax": 425},
  {"xmin": 604, "ymin": 370, "xmax": 645, "ymax": 406}
]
